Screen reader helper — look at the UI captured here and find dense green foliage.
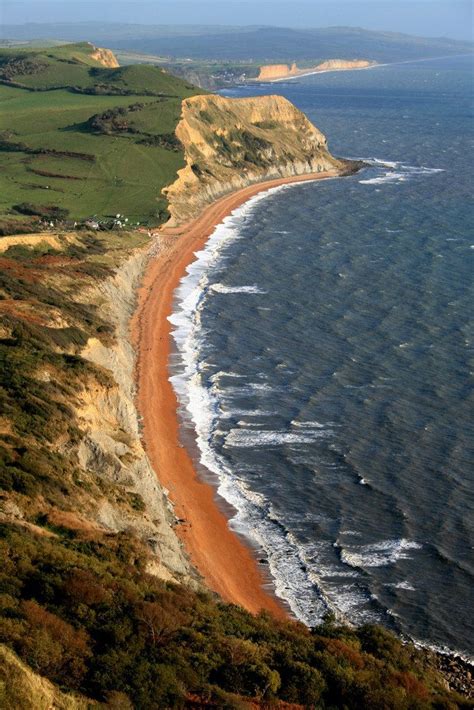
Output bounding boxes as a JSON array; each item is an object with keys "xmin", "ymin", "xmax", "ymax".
[
  {"xmin": 0, "ymin": 43, "xmax": 202, "ymax": 229},
  {"xmin": 0, "ymin": 524, "xmax": 467, "ymax": 709}
]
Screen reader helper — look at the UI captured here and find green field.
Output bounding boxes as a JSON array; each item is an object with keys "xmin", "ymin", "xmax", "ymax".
[{"xmin": 0, "ymin": 43, "xmax": 203, "ymax": 231}]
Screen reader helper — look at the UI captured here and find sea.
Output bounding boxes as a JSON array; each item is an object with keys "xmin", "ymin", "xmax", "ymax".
[{"xmin": 168, "ymin": 55, "xmax": 474, "ymax": 659}]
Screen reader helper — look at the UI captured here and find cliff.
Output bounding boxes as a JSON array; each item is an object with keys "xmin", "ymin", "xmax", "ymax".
[
  {"xmin": 76, "ymin": 248, "xmax": 193, "ymax": 584},
  {"xmin": 257, "ymin": 58, "xmax": 374, "ymax": 81},
  {"xmin": 257, "ymin": 62, "xmax": 299, "ymax": 80},
  {"xmin": 315, "ymin": 58, "xmax": 373, "ymax": 72},
  {"xmin": 163, "ymin": 93, "xmax": 350, "ymax": 226},
  {"xmin": 88, "ymin": 45, "xmax": 120, "ymax": 68},
  {"xmin": 0, "ymin": 230, "xmax": 194, "ymax": 587}
]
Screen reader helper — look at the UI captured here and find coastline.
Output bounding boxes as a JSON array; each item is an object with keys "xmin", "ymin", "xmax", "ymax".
[
  {"xmin": 254, "ymin": 54, "xmax": 474, "ymax": 84},
  {"xmin": 254, "ymin": 63, "xmax": 378, "ymax": 84},
  {"xmin": 132, "ymin": 169, "xmax": 343, "ymax": 617},
  {"xmin": 266, "ymin": 64, "xmax": 378, "ymax": 84}
]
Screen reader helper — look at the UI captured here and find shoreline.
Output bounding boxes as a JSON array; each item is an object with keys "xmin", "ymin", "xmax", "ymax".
[
  {"xmin": 255, "ymin": 63, "xmax": 378, "ymax": 84},
  {"xmin": 249, "ymin": 54, "xmax": 473, "ymax": 85},
  {"xmin": 132, "ymin": 169, "xmax": 343, "ymax": 617}
]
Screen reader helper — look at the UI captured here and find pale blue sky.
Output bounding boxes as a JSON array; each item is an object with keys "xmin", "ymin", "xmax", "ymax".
[{"xmin": 2, "ymin": 1, "xmax": 473, "ymax": 41}]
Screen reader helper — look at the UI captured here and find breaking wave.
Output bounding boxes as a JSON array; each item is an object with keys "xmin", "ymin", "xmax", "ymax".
[
  {"xmin": 359, "ymin": 159, "xmax": 445, "ymax": 185},
  {"xmin": 339, "ymin": 538, "xmax": 423, "ymax": 568}
]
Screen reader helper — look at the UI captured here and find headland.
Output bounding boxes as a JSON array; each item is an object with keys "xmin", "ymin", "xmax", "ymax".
[{"xmin": 255, "ymin": 58, "xmax": 376, "ymax": 82}]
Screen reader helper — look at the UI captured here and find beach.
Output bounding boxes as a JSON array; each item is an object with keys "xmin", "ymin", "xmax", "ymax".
[{"xmin": 132, "ymin": 169, "xmax": 340, "ymax": 617}]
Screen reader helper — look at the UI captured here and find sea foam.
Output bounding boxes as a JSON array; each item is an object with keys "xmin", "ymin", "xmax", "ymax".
[
  {"xmin": 339, "ymin": 538, "xmax": 422, "ymax": 568},
  {"xmin": 210, "ymin": 283, "xmax": 267, "ymax": 294},
  {"xmin": 167, "ymin": 163, "xmax": 428, "ymax": 630},
  {"xmin": 359, "ymin": 159, "xmax": 445, "ymax": 185},
  {"xmin": 167, "ymin": 177, "xmax": 365, "ymax": 626}
]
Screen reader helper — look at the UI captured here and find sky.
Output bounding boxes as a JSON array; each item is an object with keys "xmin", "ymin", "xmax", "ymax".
[{"xmin": 1, "ymin": 1, "xmax": 473, "ymax": 41}]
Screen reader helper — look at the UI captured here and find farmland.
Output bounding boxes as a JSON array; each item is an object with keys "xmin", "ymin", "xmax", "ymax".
[{"xmin": 0, "ymin": 43, "xmax": 202, "ymax": 231}]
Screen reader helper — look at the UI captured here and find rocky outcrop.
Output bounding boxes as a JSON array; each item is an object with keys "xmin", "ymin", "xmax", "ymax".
[
  {"xmin": 89, "ymin": 45, "xmax": 119, "ymax": 68},
  {"xmin": 257, "ymin": 58, "xmax": 374, "ymax": 81},
  {"xmin": 163, "ymin": 93, "xmax": 350, "ymax": 225}
]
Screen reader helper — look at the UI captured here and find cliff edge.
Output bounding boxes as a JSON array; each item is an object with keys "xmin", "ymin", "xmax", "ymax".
[
  {"xmin": 257, "ymin": 62, "xmax": 300, "ymax": 80},
  {"xmin": 163, "ymin": 93, "xmax": 351, "ymax": 226},
  {"xmin": 88, "ymin": 44, "xmax": 120, "ymax": 68}
]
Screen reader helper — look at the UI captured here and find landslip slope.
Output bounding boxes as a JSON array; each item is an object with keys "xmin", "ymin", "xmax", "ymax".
[{"xmin": 0, "ymin": 230, "xmax": 193, "ymax": 585}]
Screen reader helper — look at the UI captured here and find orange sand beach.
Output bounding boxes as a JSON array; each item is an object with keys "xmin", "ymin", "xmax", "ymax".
[{"xmin": 133, "ymin": 169, "xmax": 341, "ymax": 618}]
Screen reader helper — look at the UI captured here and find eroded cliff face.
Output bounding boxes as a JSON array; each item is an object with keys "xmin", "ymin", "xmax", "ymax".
[
  {"xmin": 163, "ymin": 93, "xmax": 347, "ymax": 226},
  {"xmin": 77, "ymin": 249, "xmax": 193, "ymax": 584},
  {"xmin": 89, "ymin": 45, "xmax": 120, "ymax": 68},
  {"xmin": 315, "ymin": 58, "xmax": 372, "ymax": 71},
  {"xmin": 257, "ymin": 58, "xmax": 373, "ymax": 81},
  {"xmin": 257, "ymin": 63, "xmax": 299, "ymax": 80},
  {"xmin": 0, "ymin": 232, "xmax": 194, "ymax": 588}
]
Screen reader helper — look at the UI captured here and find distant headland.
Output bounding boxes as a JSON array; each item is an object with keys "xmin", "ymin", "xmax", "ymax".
[{"xmin": 255, "ymin": 58, "xmax": 376, "ymax": 82}]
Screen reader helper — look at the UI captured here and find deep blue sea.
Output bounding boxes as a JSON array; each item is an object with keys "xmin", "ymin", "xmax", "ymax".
[{"xmin": 169, "ymin": 55, "xmax": 474, "ymax": 658}]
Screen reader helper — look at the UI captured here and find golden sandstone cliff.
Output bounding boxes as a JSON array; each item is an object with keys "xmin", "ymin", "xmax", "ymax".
[
  {"xmin": 315, "ymin": 58, "xmax": 373, "ymax": 72},
  {"xmin": 163, "ymin": 93, "xmax": 351, "ymax": 226},
  {"xmin": 257, "ymin": 58, "xmax": 373, "ymax": 81},
  {"xmin": 257, "ymin": 62, "xmax": 300, "ymax": 80},
  {"xmin": 88, "ymin": 45, "xmax": 120, "ymax": 68}
]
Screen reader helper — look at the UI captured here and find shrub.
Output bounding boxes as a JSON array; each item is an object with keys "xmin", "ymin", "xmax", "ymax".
[
  {"xmin": 0, "ymin": 525, "xmax": 463, "ymax": 708},
  {"xmin": 17, "ymin": 600, "xmax": 91, "ymax": 687},
  {"xmin": 12, "ymin": 203, "xmax": 70, "ymax": 220}
]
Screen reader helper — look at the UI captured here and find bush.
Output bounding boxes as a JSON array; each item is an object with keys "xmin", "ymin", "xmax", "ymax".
[
  {"xmin": 279, "ymin": 660, "xmax": 325, "ymax": 705},
  {"xmin": 138, "ymin": 133, "xmax": 181, "ymax": 151},
  {"xmin": 17, "ymin": 600, "xmax": 91, "ymax": 687},
  {"xmin": 0, "ymin": 525, "xmax": 462, "ymax": 708},
  {"xmin": 12, "ymin": 203, "xmax": 69, "ymax": 220}
]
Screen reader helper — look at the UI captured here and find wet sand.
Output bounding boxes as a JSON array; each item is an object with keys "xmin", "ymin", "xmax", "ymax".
[{"xmin": 132, "ymin": 170, "xmax": 340, "ymax": 617}]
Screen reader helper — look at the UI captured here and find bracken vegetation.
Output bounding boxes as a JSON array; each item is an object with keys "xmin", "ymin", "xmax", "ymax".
[{"xmin": 0, "ymin": 524, "xmax": 470, "ymax": 710}]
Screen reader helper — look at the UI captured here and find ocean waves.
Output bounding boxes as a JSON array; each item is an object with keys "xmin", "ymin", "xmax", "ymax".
[
  {"xmin": 359, "ymin": 159, "xmax": 445, "ymax": 185},
  {"xmin": 224, "ymin": 426, "xmax": 332, "ymax": 448},
  {"xmin": 208, "ymin": 55, "xmax": 474, "ymax": 657},
  {"xmin": 166, "ymin": 177, "xmax": 386, "ymax": 626},
  {"xmin": 339, "ymin": 538, "xmax": 423, "ymax": 569}
]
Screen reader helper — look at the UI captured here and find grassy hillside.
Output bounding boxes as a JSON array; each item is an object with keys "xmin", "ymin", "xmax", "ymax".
[{"xmin": 0, "ymin": 43, "xmax": 203, "ymax": 231}]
